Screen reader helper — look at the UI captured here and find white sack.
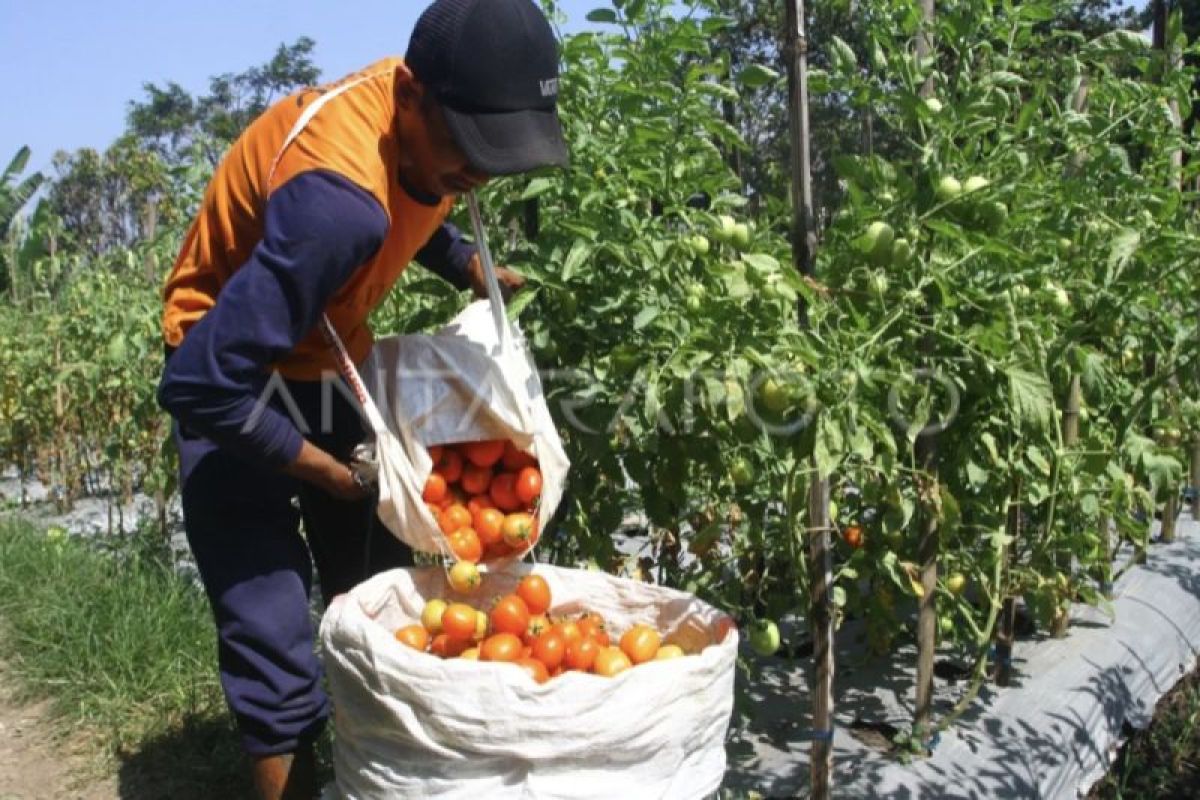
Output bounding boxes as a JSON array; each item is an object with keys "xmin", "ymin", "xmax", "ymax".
[
  {"xmin": 319, "ymin": 561, "xmax": 739, "ymax": 799},
  {"xmin": 361, "ymin": 298, "xmax": 570, "ymax": 557}
]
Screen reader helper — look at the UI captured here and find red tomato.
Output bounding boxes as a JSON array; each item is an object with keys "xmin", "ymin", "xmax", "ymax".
[
  {"xmin": 466, "ymin": 494, "xmax": 494, "ymax": 517},
  {"xmin": 515, "ymin": 467, "xmax": 543, "ymax": 506},
  {"xmin": 463, "ymin": 440, "xmax": 506, "ymax": 468},
  {"xmin": 516, "ymin": 574, "xmax": 552, "ymax": 615},
  {"xmin": 480, "ymin": 632, "xmax": 523, "ymax": 662},
  {"xmin": 438, "ymin": 450, "xmax": 464, "ymax": 484},
  {"xmin": 431, "ymin": 633, "xmax": 469, "ymax": 659},
  {"xmin": 502, "ymin": 441, "xmax": 537, "ymax": 471},
  {"xmin": 490, "ymin": 594, "xmax": 531, "ymax": 637},
  {"xmin": 554, "ymin": 620, "xmax": 583, "ymax": 647},
  {"xmin": 428, "ymin": 445, "xmax": 444, "ymax": 463},
  {"xmin": 524, "ymin": 614, "xmax": 551, "ymax": 645},
  {"xmin": 489, "ymin": 473, "xmax": 522, "ymax": 512},
  {"xmin": 457, "ymin": 464, "xmax": 489, "ymax": 496},
  {"xmin": 482, "ymin": 540, "xmax": 515, "ymax": 562}
]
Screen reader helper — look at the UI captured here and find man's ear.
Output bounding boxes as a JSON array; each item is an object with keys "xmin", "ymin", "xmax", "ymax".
[{"xmin": 395, "ymin": 71, "xmax": 425, "ymax": 111}]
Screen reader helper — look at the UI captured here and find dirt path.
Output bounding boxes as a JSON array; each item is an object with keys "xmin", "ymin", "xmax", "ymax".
[{"xmin": 0, "ymin": 675, "xmax": 118, "ymax": 800}]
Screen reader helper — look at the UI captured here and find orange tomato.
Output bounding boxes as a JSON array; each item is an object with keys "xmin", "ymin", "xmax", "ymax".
[
  {"xmin": 480, "ymin": 632, "xmax": 523, "ymax": 662},
  {"xmin": 593, "ymin": 646, "xmax": 633, "ymax": 677},
  {"xmin": 555, "ymin": 620, "xmax": 583, "ymax": 647},
  {"xmin": 463, "ymin": 439, "xmax": 506, "ymax": 468},
  {"xmin": 515, "ymin": 656, "xmax": 550, "ymax": 684},
  {"xmin": 516, "ymin": 574, "xmax": 552, "ymax": 615},
  {"xmin": 441, "ymin": 603, "xmax": 479, "ymax": 641},
  {"xmin": 489, "ymin": 473, "xmax": 521, "ymax": 512},
  {"xmin": 515, "ymin": 467, "xmax": 543, "ymax": 506},
  {"xmin": 532, "ymin": 629, "xmax": 567, "ymax": 670},
  {"xmin": 473, "ymin": 609, "xmax": 489, "ymax": 642},
  {"xmin": 563, "ymin": 636, "xmax": 599, "ymax": 671},
  {"xmin": 448, "ymin": 528, "xmax": 482, "ymax": 563},
  {"xmin": 524, "ymin": 614, "xmax": 551, "ymax": 645},
  {"xmin": 460, "ymin": 463, "xmax": 492, "ymax": 496},
  {"xmin": 843, "ymin": 525, "xmax": 864, "ymax": 549},
  {"xmin": 422, "ymin": 472, "xmax": 448, "ymax": 504},
  {"xmin": 619, "ymin": 624, "xmax": 662, "ymax": 664},
  {"xmin": 439, "ymin": 504, "xmax": 472, "ymax": 535},
  {"xmin": 460, "ymin": 647, "xmax": 480, "ymax": 660},
  {"xmin": 438, "ymin": 450, "xmax": 464, "ymax": 483},
  {"xmin": 474, "ymin": 508, "xmax": 505, "ymax": 545},
  {"xmin": 578, "ymin": 612, "xmax": 608, "ymax": 645},
  {"xmin": 394, "ymin": 624, "xmax": 429, "ymax": 652},
  {"xmin": 502, "ymin": 440, "xmax": 537, "ymax": 471},
  {"xmin": 490, "ymin": 594, "xmax": 531, "ymax": 637},
  {"xmin": 466, "ymin": 494, "xmax": 494, "ymax": 517},
  {"xmin": 431, "ymin": 633, "xmax": 469, "ymax": 658},
  {"xmin": 501, "ymin": 512, "xmax": 535, "ymax": 548}
]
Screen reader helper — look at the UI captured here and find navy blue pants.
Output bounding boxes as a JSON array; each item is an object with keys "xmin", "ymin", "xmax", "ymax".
[{"xmin": 175, "ymin": 378, "xmax": 413, "ymax": 756}]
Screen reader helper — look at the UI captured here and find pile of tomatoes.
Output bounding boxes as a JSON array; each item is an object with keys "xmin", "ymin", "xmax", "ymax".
[
  {"xmin": 393, "ymin": 574, "xmax": 694, "ymax": 683},
  {"xmin": 422, "ymin": 439, "xmax": 542, "ymax": 574}
]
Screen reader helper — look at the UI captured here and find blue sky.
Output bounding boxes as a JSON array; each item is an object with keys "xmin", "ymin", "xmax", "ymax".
[{"xmin": 0, "ymin": 0, "xmax": 602, "ymax": 174}]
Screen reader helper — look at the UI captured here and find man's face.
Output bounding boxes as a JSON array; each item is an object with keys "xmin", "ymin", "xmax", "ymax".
[{"xmin": 408, "ymin": 95, "xmax": 490, "ymax": 197}]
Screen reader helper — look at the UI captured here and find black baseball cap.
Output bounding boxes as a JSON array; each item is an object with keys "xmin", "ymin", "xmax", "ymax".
[{"xmin": 406, "ymin": 0, "xmax": 569, "ymax": 176}]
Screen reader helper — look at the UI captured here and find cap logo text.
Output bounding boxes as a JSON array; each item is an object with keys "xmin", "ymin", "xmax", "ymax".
[{"xmin": 539, "ymin": 78, "xmax": 559, "ymax": 97}]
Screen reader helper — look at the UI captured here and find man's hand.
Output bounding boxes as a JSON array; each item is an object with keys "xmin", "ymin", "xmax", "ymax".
[
  {"xmin": 283, "ymin": 440, "xmax": 370, "ymax": 501},
  {"xmin": 466, "ymin": 253, "xmax": 526, "ymax": 300}
]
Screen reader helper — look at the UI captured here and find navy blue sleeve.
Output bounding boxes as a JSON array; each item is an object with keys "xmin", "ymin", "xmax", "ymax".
[
  {"xmin": 157, "ymin": 170, "xmax": 389, "ymax": 469},
  {"xmin": 414, "ymin": 221, "xmax": 477, "ymax": 291}
]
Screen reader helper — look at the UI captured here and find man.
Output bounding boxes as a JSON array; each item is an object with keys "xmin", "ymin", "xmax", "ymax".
[{"xmin": 156, "ymin": 1, "xmax": 568, "ymax": 796}]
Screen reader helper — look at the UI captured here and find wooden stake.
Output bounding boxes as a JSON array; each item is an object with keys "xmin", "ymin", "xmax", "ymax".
[
  {"xmin": 995, "ymin": 489, "xmax": 1021, "ymax": 686},
  {"xmin": 808, "ymin": 473, "xmax": 834, "ymax": 799},
  {"xmin": 784, "ymin": 2, "xmax": 834, "ymax": 795},
  {"xmin": 1051, "ymin": 374, "xmax": 1081, "ymax": 638},
  {"xmin": 1191, "ymin": 436, "xmax": 1200, "ymax": 520}
]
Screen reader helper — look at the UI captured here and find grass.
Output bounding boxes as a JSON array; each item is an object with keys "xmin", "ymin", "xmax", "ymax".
[
  {"xmin": 1089, "ymin": 665, "xmax": 1200, "ymax": 799},
  {"xmin": 0, "ymin": 516, "xmax": 261, "ymax": 796}
]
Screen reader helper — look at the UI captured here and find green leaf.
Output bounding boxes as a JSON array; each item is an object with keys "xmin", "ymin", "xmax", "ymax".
[
  {"xmin": 586, "ymin": 8, "xmax": 618, "ymax": 23},
  {"xmin": 830, "ymin": 36, "xmax": 857, "ymax": 74},
  {"xmin": 737, "ymin": 64, "xmax": 780, "ymax": 88},
  {"xmin": 519, "ymin": 177, "xmax": 554, "ymax": 200},
  {"xmin": 632, "ymin": 306, "xmax": 659, "ymax": 330},
  {"xmin": 505, "ymin": 287, "xmax": 539, "ymax": 320},
  {"xmin": 561, "ymin": 239, "xmax": 592, "ymax": 282},
  {"xmin": 1007, "ymin": 367, "xmax": 1054, "ymax": 430},
  {"xmin": 1106, "ymin": 228, "xmax": 1140, "ymax": 284}
]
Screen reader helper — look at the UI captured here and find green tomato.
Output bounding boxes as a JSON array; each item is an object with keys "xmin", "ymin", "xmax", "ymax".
[
  {"xmin": 685, "ymin": 294, "xmax": 703, "ymax": 313},
  {"xmin": 731, "ymin": 223, "xmax": 751, "ymax": 250},
  {"xmin": 890, "ymin": 238, "xmax": 913, "ymax": 266},
  {"xmin": 938, "ymin": 615, "xmax": 955, "ymax": 638},
  {"xmin": 611, "ymin": 345, "xmax": 641, "ymax": 375},
  {"xmin": 748, "ymin": 620, "xmax": 781, "ymax": 657},
  {"xmin": 924, "ymin": 97, "xmax": 944, "ymax": 114},
  {"xmin": 1012, "ymin": 283, "xmax": 1031, "ymax": 300},
  {"xmin": 760, "ymin": 378, "xmax": 790, "ymax": 413},
  {"xmin": 715, "ymin": 215, "xmax": 737, "ymax": 242},
  {"xmin": 962, "ymin": 175, "xmax": 990, "ymax": 194},
  {"xmin": 730, "ymin": 457, "xmax": 755, "ymax": 488},
  {"xmin": 879, "ymin": 190, "xmax": 896, "ymax": 205},
  {"xmin": 946, "ymin": 573, "xmax": 967, "ymax": 595},
  {"xmin": 1057, "ymin": 237, "xmax": 1074, "ymax": 257},
  {"xmin": 559, "ymin": 291, "xmax": 579, "ymax": 316},
  {"xmin": 862, "ymin": 221, "xmax": 895, "ymax": 264},
  {"xmin": 691, "ymin": 235, "xmax": 711, "ymax": 256},
  {"xmin": 935, "ymin": 176, "xmax": 963, "ymax": 202},
  {"xmin": 1046, "ymin": 283, "xmax": 1070, "ymax": 311}
]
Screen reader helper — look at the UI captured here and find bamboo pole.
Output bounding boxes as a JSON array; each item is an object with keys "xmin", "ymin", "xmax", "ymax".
[
  {"xmin": 784, "ymin": 2, "xmax": 834, "ymax": 796},
  {"xmin": 995, "ymin": 485, "xmax": 1021, "ymax": 686},
  {"xmin": 1191, "ymin": 437, "xmax": 1200, "ymax": 520},
  {"xmin": 1051, "ymin": 374, "xmax": 1081, "ymax": 638},
  {"xmin": 911, "ymin": 0, "xmax": 940, "ymax": 746}
]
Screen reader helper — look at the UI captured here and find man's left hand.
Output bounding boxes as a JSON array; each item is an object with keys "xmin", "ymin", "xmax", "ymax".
[{"xmin": 466, "ymin": 253, "xmax": 526, "ymax": 300}]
